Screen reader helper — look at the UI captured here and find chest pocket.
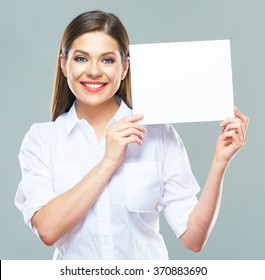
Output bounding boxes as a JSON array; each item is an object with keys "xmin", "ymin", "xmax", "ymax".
[
  {"xmin": 124, "ymin": 161, "xmax": 163, "ymax": 213},
  {"xmin": 53, "ymin": 164, "xmax": 83, "ymax": 196}
]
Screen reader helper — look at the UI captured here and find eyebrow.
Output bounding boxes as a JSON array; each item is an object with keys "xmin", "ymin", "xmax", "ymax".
[{"xmin": 73, "ymin": 50, "xmax": 118, "ymax": 57}]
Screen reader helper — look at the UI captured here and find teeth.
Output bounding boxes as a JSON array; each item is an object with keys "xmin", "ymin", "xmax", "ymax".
[{"xmin": 84, "ymin": 83, "xmax": 104, "ymax": 89}]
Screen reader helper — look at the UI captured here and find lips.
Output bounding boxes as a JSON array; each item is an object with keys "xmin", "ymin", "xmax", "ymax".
[{"xmin": 80, "ymin": 81, "xmax": 107, "ymax": 93}]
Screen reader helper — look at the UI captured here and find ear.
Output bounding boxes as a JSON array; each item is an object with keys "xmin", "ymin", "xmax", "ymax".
[
  {"xmin": 121, "ymin": 56, "xmax": 130, "ymax": 81},
  {"xmin": 60, "ymin": 54, "xmax": 67, "ymax": 77}
]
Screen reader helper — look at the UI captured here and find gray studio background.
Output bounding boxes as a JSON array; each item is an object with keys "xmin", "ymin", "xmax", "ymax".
[{"xmin": 1, "ymin": 0, "xmax": 264, "ymax": 259}]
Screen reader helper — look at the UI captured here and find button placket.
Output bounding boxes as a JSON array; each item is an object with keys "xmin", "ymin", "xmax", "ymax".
[
  {"xmin": 95, "ymin": 187, "xmax": 114, "ymax": 259},
  {"xmin": 80, "ymin": 120, "xmax": 114, "ymax": 258}
]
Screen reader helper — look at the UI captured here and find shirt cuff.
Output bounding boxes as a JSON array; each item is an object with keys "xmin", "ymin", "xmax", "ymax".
[
  {"xmin": 163, "ymin": 194, "xmax": 198, "ymax": 238},
  {"xmin": 20, "ymin": 187, "xmax": 55, "ymax": 231}
]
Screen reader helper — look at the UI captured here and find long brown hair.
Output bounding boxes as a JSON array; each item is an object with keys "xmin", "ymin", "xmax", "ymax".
[{"xmin": 51, "ymin": 11, "xmax": 131, "ymax": 121}]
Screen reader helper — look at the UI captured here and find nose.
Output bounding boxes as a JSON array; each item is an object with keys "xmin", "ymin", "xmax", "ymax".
[{"xmin": 86, "ymin": 61, "xmax": 103, "ymax": 78}]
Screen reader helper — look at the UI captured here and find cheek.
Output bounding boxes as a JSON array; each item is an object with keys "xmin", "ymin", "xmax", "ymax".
[
  {"xmin": 66, "ymin": 63, "xmax": 83, "ymax": 81},
  {"xmin": 107, "ymin": 67, "xmax": 123, "ymax": 83}
]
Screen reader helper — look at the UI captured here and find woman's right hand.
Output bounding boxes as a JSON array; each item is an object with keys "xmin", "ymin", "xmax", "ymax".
[{"xmin": 102, "ymin": 114, "xmax": 146, "ymax": 170}]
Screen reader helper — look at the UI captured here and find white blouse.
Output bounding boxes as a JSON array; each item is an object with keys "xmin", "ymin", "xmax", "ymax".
[{"xmin": 15, "ymin": 100, "xmax": 200, "ymax": 260}]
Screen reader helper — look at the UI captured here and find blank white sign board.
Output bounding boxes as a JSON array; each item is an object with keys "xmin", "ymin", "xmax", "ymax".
[{"xmin": 129, "ymin": 40, "xmax": 234, "ymax": 124}]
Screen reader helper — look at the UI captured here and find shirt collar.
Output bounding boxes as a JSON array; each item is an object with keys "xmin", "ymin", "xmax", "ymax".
[
  {"xmin": 109, "ymin": 96, "xmax": 132, "ymax": 124},
  {"xmin": 65, "ymin": 101, "xmax": 80, "ymax": 135},
  {"xmin": 65, "ymin": 98, "xmax": 132, "ymax": 135}
]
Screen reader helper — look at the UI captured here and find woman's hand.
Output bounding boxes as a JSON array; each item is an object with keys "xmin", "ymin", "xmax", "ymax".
[
  {"xmin": 215, "ymin": 107, "xmax": 248, "ymax": 164},
  {"xmin": 180, "ymin": 107, "xmax": 248, "ymax": 252},
  {"xmin": 102, "ymin": 114, "xmax": 146, "ymax": 169}
]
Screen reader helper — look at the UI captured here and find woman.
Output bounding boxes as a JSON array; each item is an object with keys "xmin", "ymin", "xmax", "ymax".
[{"xmin": 15, "ymin": 11, "xmax": 248, "ymax": 259}]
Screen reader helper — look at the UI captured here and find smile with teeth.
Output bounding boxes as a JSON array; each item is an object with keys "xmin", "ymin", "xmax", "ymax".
[
  {"xmin": 81, "ymin": 81, "xmax": 107, "ymax": 92},
  {"xmin": 83, "ymin": 83, "xmax": 105, "ymax": 88}
]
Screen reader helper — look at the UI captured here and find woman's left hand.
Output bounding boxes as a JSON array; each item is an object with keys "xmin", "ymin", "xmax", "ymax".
[{"xmin": 215, "ymin": 107, "xmax": 248, "ymax": 164}]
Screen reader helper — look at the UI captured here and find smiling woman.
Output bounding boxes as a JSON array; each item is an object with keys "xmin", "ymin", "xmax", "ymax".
[
  {"xmin": 52, "ymin": 11, "xmax": 132, "ymax": 122},
  {"xmin": 14, "ymin": 10, "xmax": 248, "ymax": 260},
  {"xmin": 59, "ymin": 32, "xmax": 129, "ymax": 128}
]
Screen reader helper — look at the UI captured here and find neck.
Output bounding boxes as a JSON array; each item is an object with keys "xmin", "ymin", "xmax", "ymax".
[{"xmin": 75, "ymin": 96, "xmax": 120, "ymax": 140}]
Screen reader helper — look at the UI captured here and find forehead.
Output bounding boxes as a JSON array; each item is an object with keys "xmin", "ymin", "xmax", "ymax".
[{"xmin": 70, "ymin": 32, "xmax": 120, "ymax": 54}]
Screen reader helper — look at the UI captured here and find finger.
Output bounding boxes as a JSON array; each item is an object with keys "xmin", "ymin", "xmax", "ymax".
[
  {"xmin": 108, "ymin": 118, "xmax": 146, "ymax": 133},
  {"xmin": 222, "ymin": 129, "xmax": 237, "ymax": 139},
  {"xmin": 222, "ymin": 126, "xmax": 247, "ymax": 143},
  {"xmin": 121, "ymin": 134, "xmax": 143, "ymax": 146},
  {"xmin": 222, "ymin": 132, "xmax": 246, "ymax": 147},
  {"xmin": 119, "ymin": 127, "xmax": 145, "ymax": 140},
  {"xmin": 222, "ymin": 121, "xmax": 243, "ymax": 133},
  {"xmin": 223, "ymin": 124, "xmax": 247, "ymax": 142},
  {"xmin": 234, "ymin": 107, "xmax": 249, "ymax": 129},
  {"xmin": 219, "ymin": 107, "xmax": 249, "ymax": 130},
  {"xmin": 219, "ymin": 117, "xmax": 241, "ymax": 128},
  {"xmin": 110, "ymin": 122, "xmax": 146, "ymax": 135},
  {"xmin": 112, "ymin": 114, "xmax": 144, "ymax": 127},
  {"xmin": 121, "ymin": 114, "xmax": 144, "ymax": 123}
]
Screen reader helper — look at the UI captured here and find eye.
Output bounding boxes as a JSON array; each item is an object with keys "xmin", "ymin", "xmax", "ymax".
[
  {"xmin": 74, "ymin": 56, "xmax": 87, "ymax": 62},
  {"xmin": 102, "ymin": 58, "xmax": 115, "ymax": 64}
]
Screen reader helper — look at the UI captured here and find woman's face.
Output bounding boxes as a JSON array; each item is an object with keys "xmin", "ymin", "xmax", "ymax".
[{"xmin": 61, "ymin": 31, "xmax": 129, "ymax": 110}]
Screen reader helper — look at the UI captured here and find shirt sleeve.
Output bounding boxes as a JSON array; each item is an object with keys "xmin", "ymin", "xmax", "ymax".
[
  {"xmin": 161, "ymin": 124, "xmax": 200, "ymax": 238},
  {"xmin": 14, "ymin": 124, "xmax": 56, "ymax": 231}
]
